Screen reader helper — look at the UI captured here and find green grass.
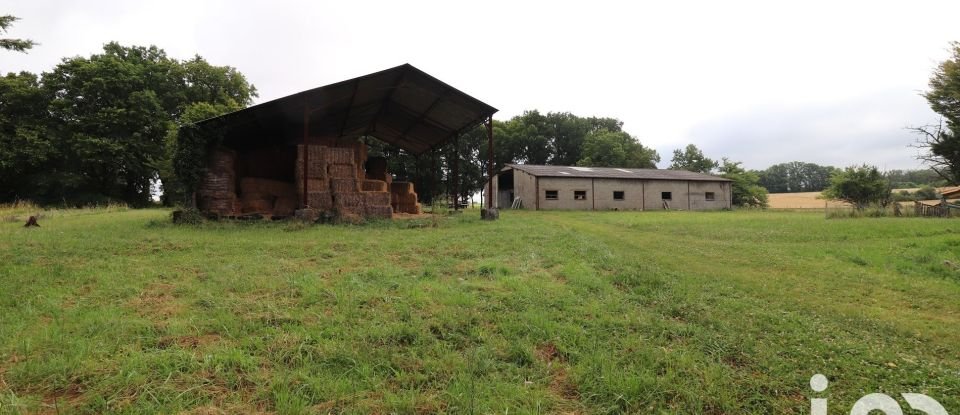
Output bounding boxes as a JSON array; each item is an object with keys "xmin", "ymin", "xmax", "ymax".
[{"xmin": 1, "ymin": 208, "xmax": 959, "ymax": 414}]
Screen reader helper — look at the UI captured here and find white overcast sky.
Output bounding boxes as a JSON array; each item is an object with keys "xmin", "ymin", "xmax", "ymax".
[{"xmin": 5, "ymin": 0, "xmax": 960, "ymax": 170}]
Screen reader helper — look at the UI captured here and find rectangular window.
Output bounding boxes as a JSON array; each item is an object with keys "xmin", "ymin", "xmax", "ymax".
[
  {"xmin": 705, "ymin": 192, "xmax": 715, "ymax": 201},
  {"xmin": 545, "ymin": 190, "xmax": 558, "ymax": 200},
  {"xmin": 613, "ymin": 191, "xmax": 625, "ymax": 201},
  {"xmin": 574, "ymin": 190, "xmax": 587, "ymax": 200},
  {"xmin": 661, "ymin": 191, "xmax": 672, "ymax": 200}
]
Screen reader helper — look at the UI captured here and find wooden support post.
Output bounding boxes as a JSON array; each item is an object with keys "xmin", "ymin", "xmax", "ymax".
[
  {"xmin": 453, "ymin": 135, "xmax": 460, "ymax": 211},
  {"xmin": 486, "ymin": 117, "xmax": 494, "ymax": 210},
  {"xmin": 302, "ymin": 103, "xmax": 309, "ymax": 208}
]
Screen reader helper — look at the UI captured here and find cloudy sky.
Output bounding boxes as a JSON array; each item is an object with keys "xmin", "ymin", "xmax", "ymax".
[{"xmin": 5, "ymin": 0, "xmax": 959, "ymax": 169}]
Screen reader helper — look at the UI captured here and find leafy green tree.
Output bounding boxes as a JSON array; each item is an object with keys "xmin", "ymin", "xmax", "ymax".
[
  {"xmin": 0, "ymin": 42, "xmax": 256, "ymax": 206},
  {"xmin": 0, "ymin": 15, "xmax": 35, "ymax": 52},
  {"xmin": 0, "ymin": 72, "xmax": 56, "ymax": 201},
  {"xmin": 822, "ymin": 165, "xmax": 891, "ymax": 210},
  {"xmin": 669, "ymin": 144, "xmax": 718, "ymax": 173},
  {"xmin": 758, "ymin": 161, "xmax": 835, "ymax": 193},
  {"xmin": 719, "ymin": 158, "xmax": 768, "ymax": 207},
  {"xmin": 576, "ymin": 129, "xmax": 659, "ymax": 168},
  {"xmin": 918, "ymin": 42, "xmax": 960, "ymax": 185}
]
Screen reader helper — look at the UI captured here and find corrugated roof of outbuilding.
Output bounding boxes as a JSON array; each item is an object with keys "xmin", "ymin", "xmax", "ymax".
[{"xmin": 505, "ymin": 164, "xmax": 732, "ymax": 182}]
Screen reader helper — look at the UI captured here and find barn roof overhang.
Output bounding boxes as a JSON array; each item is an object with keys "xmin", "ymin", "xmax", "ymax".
[{"xmin": 195, "ymin": 64, "xmax": 498, "ymax": 155}]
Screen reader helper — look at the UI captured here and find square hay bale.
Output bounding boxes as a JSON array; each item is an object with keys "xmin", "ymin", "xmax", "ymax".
[
  {"xmin": 362, "ymin": 191, "xmax": 391, "ymax": 206},
  {"xmin": 361, "ymin": 180, "xmax": 388, "ymax": 192},
  {"xmin": 390, "ymin": 181, "xmax": 414, "ymax": 194},
  {"xmin": 240, "ymin": 178, "xmax": 296, "ymax": 198},
  {"xmin": 395, "ymin": 192, "xmax": 418, "ymax": 206},
  {"xmin": 334, "ymin": 192, "xmax": 364, "ymax": 210},
  {"xmin": 328, "ymin": 163, "xmax": 358, "ymax": 178},
  {"xmin": 364, "ymin": 204, "xmax": 393, "ymax": 219},
  {"xmin": 322, "ymin": 147, "xmax": 355, "ymax": 165},
  {"xmin": 296, "ymin": 145, "xmax": 328, "ymax": 179},
  {"xmin": 303, "ymin": 191, "xmax": 333, "ymax": 210},
  {"xmin": 336, "ymin": 212, "xmax": 364, "ymax": 224},
  {"xmin": 329, "ymin": 178, "xmax": 360, "ymax": 193},
  {"xmin": 294, "ymin": 178, "xmax": 329, "ymax": 194}
]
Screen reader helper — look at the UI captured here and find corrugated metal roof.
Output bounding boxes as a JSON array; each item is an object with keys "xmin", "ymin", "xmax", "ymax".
[
  {"xmin": 195, "ymin": 64, "xmax": 497, "ymax": 155},
  {"xmin": 505, "ymin": 164, "xmax": 733, "ymax": 182},
  {"xmin": 941, "ymin": 186, "xmax": 960, "ymax": 197}
]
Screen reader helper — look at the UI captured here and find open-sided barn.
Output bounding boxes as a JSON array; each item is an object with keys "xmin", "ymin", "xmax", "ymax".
[
  {"xmin": 492, "ymin": 164, "xmax": 733, "ymax": 211},
  {"xmin": 189, "ymin": 64, "xmax": 498, "ymax": 220}
]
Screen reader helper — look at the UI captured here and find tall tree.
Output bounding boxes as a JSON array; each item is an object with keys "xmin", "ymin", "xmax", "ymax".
[
  {"xmin": 577, "ymin": 129, "xmax": 659, "ymax": 168},
  {"xmin": 719, "ymin": 158, "xmax": 768, "ymax": 208},
  {"xmin": 0, "ymin": 72, "xmax": 55, "ymax": 201},
  {"xmin": 918, "ymin": 41, "xmax": 960, "ymax": 185},
  {"xmin": 0, "ymin": 42, "xmax": 257, "ymax": 206},
  {"xmin": 0, "ymin": 15, "xmax": 35, "ymax": 53},
  {"xmin": 669, "ymin": 144, "xmax": 718, "ymax": 173}
]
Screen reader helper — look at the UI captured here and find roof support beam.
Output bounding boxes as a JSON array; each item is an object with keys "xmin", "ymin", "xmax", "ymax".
[
  {"xmin": 400, "ymin": 88, "xmax": 449, "ymax": 139},
  {"xmin": 366, "ymin": 65, "xmax": 409, "ymax": 136}
]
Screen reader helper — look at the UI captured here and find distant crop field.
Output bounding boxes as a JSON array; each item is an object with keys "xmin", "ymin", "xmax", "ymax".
[
  {"xmin": 767, "ymin": 189, "xmax": 939, "ymax": 209},
  {"xmin": 1, "ymin": 208, "xmax": 959, "ymax": 414}
]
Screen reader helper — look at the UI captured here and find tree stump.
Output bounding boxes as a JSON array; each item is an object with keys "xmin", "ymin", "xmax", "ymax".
[{"xmin": 24, "ymin": 216, "xmax": 40, "ymax": 227}]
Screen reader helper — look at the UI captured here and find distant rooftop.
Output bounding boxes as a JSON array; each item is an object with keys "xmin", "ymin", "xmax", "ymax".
[{"xmin": 504, "ymin": 164, "xmax": 732, "ymax": 182}]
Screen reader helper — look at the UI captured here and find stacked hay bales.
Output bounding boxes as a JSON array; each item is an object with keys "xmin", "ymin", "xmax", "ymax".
[
  {"xmin": 197, "ymin": 148, "xmax": 237, "ymax": 216},
  {"xmin": 238, "ymin": 178, "xmax": 297, "ymax": 216},
  {"xmin": 390, "ymin": 181, "xmax": 422, "ymax": 214},
  {"xmin": 297, "ymin": 143, "xmax": 393, "ymax": 220}
]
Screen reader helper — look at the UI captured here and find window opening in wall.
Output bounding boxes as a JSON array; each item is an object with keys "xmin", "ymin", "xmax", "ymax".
[
  {"xmin": 574, "ymin": 190, "xmax": 587, "ymax": 200},
  {"xmin": 613, "ymin": 191, "xmax": 625, "ymax": 200},
  {"xmin": 661, "ymin": 191, "xmax": 672, "ymax": 200},
  {"xmin": 545, "ymin": 190, "xmax": 558, "ymax": 200},
  {"xmin": 705, "ymin": 192, "xmax": 715, "ymax": 201}
]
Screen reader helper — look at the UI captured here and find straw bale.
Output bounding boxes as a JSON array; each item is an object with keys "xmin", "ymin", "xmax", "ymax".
[
  {"xmin": 361, "ymin": 180, "xmax": 388, "ymax": 192},
  {"xmin": 362, "ymin": 191, "xmax": 391, "ymax": 207},
  {"xmin": 328, "ymin": 163, "xmax": 358, "ymax": 178},
  {"xmin": 322, "ymin": 147, "xmax": 355, "ymax": 164},
  {"xmin": 303, "ymin": 191, "xmax": 333, "ymax": 210},
  {"xmin": 334, "ymin": 192, "xmax": 364, "ymax": 210},
  {"xmin": 329, "ymin": 178, "xmax": 360, "ymax": 193},
  {"xmin": 293, "ymin": 178, "xmax": 328, "ymax": 193},
  {"xmin": 198, "ymin": 195, "xmax": 236, "ymax": 215},
  {"xmin": 364, "ymin": 204, "xmax": 393, "ymax": 219},
  {"xmin": 390, "ymin": 181, "xmax": 414, "ymax": 194}
]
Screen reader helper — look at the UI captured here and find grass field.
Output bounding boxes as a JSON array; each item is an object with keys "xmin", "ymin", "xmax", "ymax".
[{"xmin": 1, "ymin": 208, "xmax": 959, "ymax": 414}]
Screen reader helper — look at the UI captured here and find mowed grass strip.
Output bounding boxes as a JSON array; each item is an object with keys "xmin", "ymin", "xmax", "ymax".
[{"xmin": 0, "ymin": 208, "xmax": 958, "ymax": 414}]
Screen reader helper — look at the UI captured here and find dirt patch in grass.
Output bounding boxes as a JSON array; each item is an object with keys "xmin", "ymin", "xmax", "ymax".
[
  {"xmin": 158, "ymin": 334, "xmax": 221, "ymax": 349},
  {"xmin": 129, "ymin": 282, "xmax": 182, "ymax": 318}
]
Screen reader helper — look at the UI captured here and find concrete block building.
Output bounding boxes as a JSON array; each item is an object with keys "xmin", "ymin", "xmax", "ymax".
[{"xmin": 492, "ymin": 164, "xmax": 732, "ymax": 211}]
